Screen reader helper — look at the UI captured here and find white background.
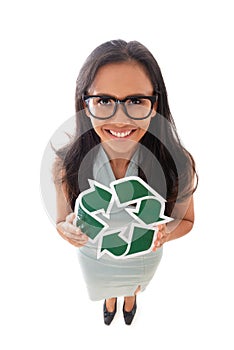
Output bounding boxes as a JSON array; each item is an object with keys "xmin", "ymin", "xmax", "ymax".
[{"xmin": 1, "ymin": 0, "xmax": 233, "ymax": 349}]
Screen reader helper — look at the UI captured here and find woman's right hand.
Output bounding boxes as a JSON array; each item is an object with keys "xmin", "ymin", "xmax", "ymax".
[{"xmin": 56, "ymin": 212, "xmax": 89, "ymax": 248}]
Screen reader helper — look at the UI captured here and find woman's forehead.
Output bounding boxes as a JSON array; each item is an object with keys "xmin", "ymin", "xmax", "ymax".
[{"xmin": 88, "ymin": 62, "xmax": 154, "ymax": 97}]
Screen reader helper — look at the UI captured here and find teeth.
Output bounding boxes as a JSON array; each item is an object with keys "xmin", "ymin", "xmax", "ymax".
[{"xmin": 109, "ymin": 130, "xmax": 132, "ymax": 138}]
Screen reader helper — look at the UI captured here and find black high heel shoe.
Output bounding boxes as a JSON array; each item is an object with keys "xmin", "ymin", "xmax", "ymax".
[
  {"xmin": 123, "ymin": 297, "xmax": 137, "ymax": 325},
  {"xmin": 103, "ymin": 299, "xmax": 117, "ymax": 325}
]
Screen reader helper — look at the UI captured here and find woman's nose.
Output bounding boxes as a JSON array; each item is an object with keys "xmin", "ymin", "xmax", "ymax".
[{"xmin": 111, "ymin": 103, "xmax": 129, "ymax": 122}]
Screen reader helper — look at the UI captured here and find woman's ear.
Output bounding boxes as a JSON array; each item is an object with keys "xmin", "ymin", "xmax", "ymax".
[
  {"xmin": 151, "ymin": 100, "xmax": 158, "ymax": 118},
  {"xmin": 82, "ymin": 100, "xmax": 91, "ymax": 118}
]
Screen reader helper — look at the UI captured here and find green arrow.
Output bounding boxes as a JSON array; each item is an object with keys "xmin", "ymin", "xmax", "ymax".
[
  {"xmin": 132, "ymin": 198, "xmax": 162, "ymax": 225},
  {"xmin": 100, "ymin": 231, "xmax": 128, "ymax": 257},
  {"xmin": 76, "ymin": 206, "xmax": 105, "ymax": 240},
  {"xmin": 81, "ymin": 184, "xmax": 112, "ymax": 213},
  {"xmin": 113, "ymin": 179, "xmax": 154, "ymax": 204},
  {"xmin": 126, "ymin": 226, "xmax": 155, "ymax": 256}
]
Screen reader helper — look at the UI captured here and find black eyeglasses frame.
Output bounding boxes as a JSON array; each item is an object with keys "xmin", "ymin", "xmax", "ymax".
[{"xmin": 82, "ymin": 94, "xmax": 159, "ymax": 120}]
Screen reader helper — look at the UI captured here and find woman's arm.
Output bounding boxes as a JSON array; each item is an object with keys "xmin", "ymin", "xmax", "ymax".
[
  {"xmin": 153, "ymin": 195, "xmax": 194, "ymax": 250},
  {"xmin": 53, "ymin": 159, "xmax": 88, "ymax": 247}
]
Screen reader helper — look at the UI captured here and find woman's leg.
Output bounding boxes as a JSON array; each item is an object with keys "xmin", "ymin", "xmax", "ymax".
[
  {"xmin": 105, "ymin": 297, "xmax": 117, "ymax": 312},
  {"xmin": 124, "ymin": 285, "xmax": 140, "ymax": 311},
  {"xmin": 106, "ymin": 285, "xmax": 140, "ymax": 312}
]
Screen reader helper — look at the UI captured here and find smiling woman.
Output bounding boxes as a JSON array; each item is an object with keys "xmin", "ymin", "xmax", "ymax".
[
  {"xmin": 83, "ymin": 62, "xmax": 157, "ymax": 160},
  {"xmin": 53, "ymin": 39, "xmax": 198, "ymax": 326}
]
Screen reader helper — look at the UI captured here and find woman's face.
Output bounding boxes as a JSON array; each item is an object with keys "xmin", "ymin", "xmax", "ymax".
[{"xmin": 85, "ymin": 61, "xmax": 157, "ymax": 157}]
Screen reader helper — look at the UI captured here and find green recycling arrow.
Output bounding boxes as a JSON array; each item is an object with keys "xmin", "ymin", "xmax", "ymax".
[
  {"xmin": 126, "ymin": 197, "xmax": 163, "ymax": 225},
  {"xmin": 81, "ymin": 183, "xmax": 112, "ymax": 213},
  {"xmin": 98, "ymin": 224, "xmax": 157, "ymax": 259},
  {"xmin": 100, "ymin": 230, "xmax": 128, "ymax": 257},
  {"xmin": 126, "ymin": 226, "xmax": 155, "ymax": 257},
  {"xmin": 75, "ymin": 176, "xmax": 173, "ymax": 259},
  {"xmin": 112, "ymin": 178, "xmax": 154, "ymax": 204},
  {"xmin": 75, "ymin": 180, "xmax": 113, "ymax": 242}
]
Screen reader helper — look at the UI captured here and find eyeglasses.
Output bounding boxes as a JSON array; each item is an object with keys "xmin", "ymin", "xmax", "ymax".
[{"xmin": 83, "ymin": 94, "xmax": 158, "ymax": 120}]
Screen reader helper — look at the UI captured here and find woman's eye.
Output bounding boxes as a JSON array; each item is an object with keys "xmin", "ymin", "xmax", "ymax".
[
  {"xmin": 98, "ymin": 98, "xmax": 112, "ymax": 105},
  {"xmin": 128, "ymin": 97, "xmax": 141, "ymax": 104}
]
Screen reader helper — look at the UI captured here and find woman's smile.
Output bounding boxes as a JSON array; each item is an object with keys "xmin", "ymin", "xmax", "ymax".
[{"xmin": 104, "ymin": 127, "xmax": 137, "ymax": 139}]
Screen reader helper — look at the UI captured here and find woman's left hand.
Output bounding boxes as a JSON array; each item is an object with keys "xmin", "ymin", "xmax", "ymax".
[{"xmin": 152, "ymin": 224, "xmax": 169, "ymax": 251}]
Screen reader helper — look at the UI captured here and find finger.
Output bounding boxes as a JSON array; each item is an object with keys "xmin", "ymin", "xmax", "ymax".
[
  {"xmin": 65, "ymin": 214, "xmax": 89, "ymax": 239},
  {"xmin": 66, "ymin": 212, "xmax": 76, "ymax": 224},
  {"xmin": 63, "ymin": 228, "xmax": 88, "ymax": 241},
  {"xmin": 156, "ymin": 240, "xmax": 161, "ymax": 247},
  {"xmin": 61, "ymin": 222, "xmax": 88, "ymax": 241},
  {"xmin": 62, "ymin": 220, "xmax": 81, "ymax": 235},
  {"xmin": 153, "ymin": 235, "xmax": 166, "ymax": 250},
  {"xmin": 158, "ymin": 224, "xmax": 166, "ymax": 231},
  {"xmin": 152, "ymin": 241, "xmax": 161, "ymax": 252},
  {"xmin": 63, "ymin": 231, "xmax": 89, "ymax": 245},
  {"xmin": 153, "ymin": 238, "xmax": 161, "ymax": 248},
  {"xmin": 157, "ymin": 231, "xmax": 163, "ymax": 240}
]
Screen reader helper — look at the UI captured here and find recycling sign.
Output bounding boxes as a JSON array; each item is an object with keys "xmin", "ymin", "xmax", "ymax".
[{"xmin": 75, "ymin": 176, "xmax": 173, "ymax": 259}]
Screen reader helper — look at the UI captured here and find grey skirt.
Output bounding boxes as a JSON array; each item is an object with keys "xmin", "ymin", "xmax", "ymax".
[{"xmin": 77, "ymin": 245, "xmax": 163, "ymax": 301}]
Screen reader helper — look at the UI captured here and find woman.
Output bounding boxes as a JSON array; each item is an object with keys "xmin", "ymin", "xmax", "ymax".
[{"xmin": 53, "ymin": 39, "xmax": 198, "ymax": 325}]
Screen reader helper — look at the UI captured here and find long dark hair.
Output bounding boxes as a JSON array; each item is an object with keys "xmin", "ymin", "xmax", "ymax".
[{"xmin": 55, "ymin": 39, "xmax": 198, "ymax": 215}]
